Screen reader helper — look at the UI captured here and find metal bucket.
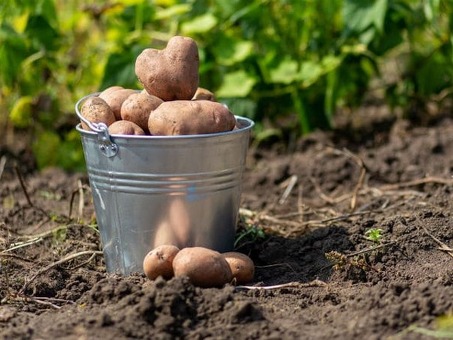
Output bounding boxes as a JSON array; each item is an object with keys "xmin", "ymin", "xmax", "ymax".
[{"xmin": 75, "ymin": 93, "xmax": 254, "ymax": 275}]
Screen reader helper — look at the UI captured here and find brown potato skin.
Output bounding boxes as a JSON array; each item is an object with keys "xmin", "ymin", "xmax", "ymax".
[
  {"xmin": 173, "ymin": 247, "xmax": 233, "ymax": 288},
  {"xmin": 135, "ymin": 36, "xmax": 199, "ymax": 101},
  {"xmin": 192, "ymin": 87, "xmax": 216, "ymax": 101},
  {"xmin": 143, "ymin": 245, "xmax": 180, "ymax": 280},
  {"xmin": 108, "ymin": 120, "xmax": 145, "ymax": 135},
  {"xmin": 121, "ymin": 92, "xmax": 163, "ymax": 133},
  {"xmin": 99, "ymin": 86, "xmax": 124, "ymax": 97},
  {"xmin": 148, "ymin": 100, "xmax": 236, "ymax": 135},
  {"xmin": 99, "ymin": 88, "xmax": 136, "ymax": 120},
  {"xmin": 80, "ymin": 96, "xmax": 116, "ymax": 130},
  {"xmin": 222, "ymin": 252, "xmax": 255, "ymax": 284}
]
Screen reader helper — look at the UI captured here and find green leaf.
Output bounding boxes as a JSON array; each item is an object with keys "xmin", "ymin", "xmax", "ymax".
[
  {"xmin": 415, "ymin": 49, "xmax": 452, "ymax": 96},
  {"xmin": 298, "ymin": 61, "xmax": 324, "ymax": 87},
  {"xmin": 0, "ymin": 24, "xmax": 29, "ymax": 86},
  {"xmin": 423, "ymin": 0, "xmax": 440, "ymax": 22},
  {"xmin": 216, "ymin": 70, "xmax": 256, "ymax": 98},
  {"xmin": 321, "ymin": 55, "xmax": 343, "ymax": 71},
  {"xmin": 268, "ymin": 56, "xmax": 340, "ymax": 87},
  {"xmin": 25, "ymin": 15, "xmax": 60, "ymax": 51},
  {"xmin": 291, "ymin": 88, "xmax": 312, "ymax": 134},
  {"xmin": 221, "ymin": 98, "xmax": 257, "ymax": 119},
  {"xmin": 154, "ymin": 4, "xmax": 191, "ymax": 20},
  {"xmin": 32, "ymin": 130, "xmax": 60, "ymax": 169},
  {"xmin": 9, "ymin": 96, "xmax": 33, "ymax": 128},
  {"xmin": 343, "ymin": 0, "xmax": 388, "ymax": 34},
  {"xmin": 56, "ymin": 129, "xmax": 85, "ymax": 171},
  {"xmin": 35, "ymin": 0, "xmax": 58, "ymax": 29},
  {"xmin": 212, "ymin": 36, "xmax": 254, "ymax": 66},
  {"xmin": 268, "ymin": 58, "xmax": 299, "ymax": 84},
  {"xmin": 101, "ymin": 46, "xmax": 142, "ymax": 89},
  {"xmin": 181, "ymin": 13, "xmax": 218, "ymax": 34}
]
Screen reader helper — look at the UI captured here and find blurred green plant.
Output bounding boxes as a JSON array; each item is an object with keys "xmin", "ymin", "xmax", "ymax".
[
  {"xmin": 234, "ymin": 223, "xmax": 266, "ymax": 249},
  {"xmin": 1, "ymin": 0, "xmax": 452, "ymax": 170},
  {"xmin": 394, "ymin": 313, "xmax": 453, "ymax": 338}
]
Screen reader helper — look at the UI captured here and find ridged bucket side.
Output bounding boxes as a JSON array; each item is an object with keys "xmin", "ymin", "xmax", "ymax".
[{"xmin": 77, "ymin": 118, "xmax": 253, "ymax": 274}]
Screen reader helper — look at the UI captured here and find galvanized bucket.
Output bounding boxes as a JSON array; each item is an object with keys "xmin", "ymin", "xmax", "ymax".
[{"xmin": 75, "ymin": 93, "xmax": 254, "ymax": 275}]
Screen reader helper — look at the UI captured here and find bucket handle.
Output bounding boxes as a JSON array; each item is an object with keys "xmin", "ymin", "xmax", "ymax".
[{"xmin": 75, "ymin": 94, "xmax": 118, "ymax": 158}]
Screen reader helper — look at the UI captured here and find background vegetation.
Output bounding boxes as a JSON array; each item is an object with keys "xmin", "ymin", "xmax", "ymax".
[{"xmin": 0, "ymin": 0, "xmax": 452, "ymax": 170}]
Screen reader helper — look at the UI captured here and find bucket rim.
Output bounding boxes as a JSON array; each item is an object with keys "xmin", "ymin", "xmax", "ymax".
[{"xmin": 75, "ymin": 93, "xmax": 254, "ymax": 140}]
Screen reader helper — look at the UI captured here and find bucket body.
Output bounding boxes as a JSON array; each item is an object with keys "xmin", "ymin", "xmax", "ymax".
[{"xmin": 76, "ymin": 115, "xmax": 253, "ymax": 275}]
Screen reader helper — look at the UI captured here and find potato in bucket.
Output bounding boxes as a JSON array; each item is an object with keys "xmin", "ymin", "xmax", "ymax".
[{"xmin": 75, "ymin": 35, "xmax": 254, "ymax": 274}]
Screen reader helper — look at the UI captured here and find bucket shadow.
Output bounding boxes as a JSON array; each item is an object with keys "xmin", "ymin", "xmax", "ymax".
[{"xmin": 236, "ymin": 225, "xmax": 354, "ymax": 285}]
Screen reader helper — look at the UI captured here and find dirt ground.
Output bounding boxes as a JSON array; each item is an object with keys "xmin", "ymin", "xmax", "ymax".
[{"xmin": 1, "ymin": 110, "xmax": 453, "ymax": 339}]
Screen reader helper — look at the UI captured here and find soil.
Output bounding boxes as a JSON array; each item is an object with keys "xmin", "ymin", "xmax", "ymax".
[{"xmin": 1, "ymin": 112, "xmax": 453, "ymax": 339}]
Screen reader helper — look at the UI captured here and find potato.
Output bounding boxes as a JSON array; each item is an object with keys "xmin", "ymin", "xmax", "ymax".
[
  {"xmin": 173, "ymin": 247, "xmax": 233, "ymax": 288},
  {"xmin": 120, "ymin": 92, "xmax": 163, "ymax": 133},
  {"xmin": 222, "ymin": 252, "xmax": 255, "ymax": 284},
  {"xmin": 99, "ymin": 86, "xmax": 123, "ymax": 97},
  {"xmin": 135, "ymin": 36, "xmax": 199, "ymax": 101},
  {"xmin": 192, "ymin": 87, "xmax": 216, "ymax": 101},
  {"xmin": 143, "ymin": 245, "xmax": 180, "ymax": 280},
  {"xmin": 148, "ymin": 100, "xmax": 236, "ymax": 135},
  {"xmin": 80, "ymin": 96, "xmax": 116, "ymax": 131},
  {"xmin": 108, "ymin": 120, "xmax": 145, "ymax": 135},
  {"xmin": 99, "ymin": 88, "xmax": 136, "ymax": 120}
]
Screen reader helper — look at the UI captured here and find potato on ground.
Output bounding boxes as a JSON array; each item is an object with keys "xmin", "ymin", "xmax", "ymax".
[
  {"xmin": 173, "ymin": 247, "xmax": 233, "ymax": 287},
  {"xmin": 222, "ymin": 252, "xmax": 255, "ymax": 284},
  {"xmin": 143, "ymin": 245, "xmax": 180, "ymax": 280},
  {"xmin": 108, "ymin": 120, "xmax": 145, "ymax": 135},
  {"xmin": 99, "ymin": 88, "xmax": 136, "ymax": 120},
  {"xmin": 148, "ymin": 100, "xmax": 236, "ymax": 135},
  {"xmin": 121, "ymin": 92, "xmax": 163, "ymax": 133},
  {"xmin": 135, "ymin": 36, "xmax": 199, "ymax": 101},
  {"xmin": 80, "ymin": 96, "xmax": 116, "ymax": 131}
]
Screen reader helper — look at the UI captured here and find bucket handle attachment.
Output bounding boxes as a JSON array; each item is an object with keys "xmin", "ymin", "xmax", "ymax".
[{"xmin": 75, "ymin": 94, "xmax": 118, "ymax": 158}]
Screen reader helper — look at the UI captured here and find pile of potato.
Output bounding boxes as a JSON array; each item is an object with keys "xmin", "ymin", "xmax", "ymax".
[
  {"xmin": 80, "ymin": 36, "xmax": 255, "ymax": 286},
  {"xmin": 143, "ymin": 245, "xmax": 255, "ymax": 287},
  {"xmin": 80, "ymin": 36, "xmax": 236, "ymax": 136}
]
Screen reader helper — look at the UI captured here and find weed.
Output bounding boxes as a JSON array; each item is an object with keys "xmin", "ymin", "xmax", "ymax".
[
  {"xmin": 392, "ymin": 314, "xmax": 453, "ymax": 339},
  {"xmin": 234, "ymin": 224, "xmax": 266, "ymax": 249},
  {"xmin": 325, "ymin": 251, "xmax": 369, "ymax": 272},
  {"xmin": 365, "ymin": 228, "xmax": 384, "ymax": 244}
]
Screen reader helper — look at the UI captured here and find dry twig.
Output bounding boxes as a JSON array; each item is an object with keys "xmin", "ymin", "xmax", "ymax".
[
  {"xmin": 13, "ymin": 165, "xmax": 54, "ymax": 223},
  {"xmin": 380, "ymin": 176, "xmax": 453, "ymax": 191},
  {"xmin": 0, "ymin": 253, "xmax": 33, "ymax": 262},
  {"xmin": 14, "ymin": 165, "xmax": 34, "ymax": 207},
  {"xmin": 417, "ymin": 219, "xmax": 453, "ymax": 259},
  {"xmin": 20, "ymin": 250, "xmax": 103, "ymax": 294},
  {"xmin": 1, "ymin": 237, "xmax": 44, "ymax": 254},
  {"xmin": 331, "ymin": 147, "xmax": 368, "ymax": 211},
  {"xmin": 14, "ymin": 223, "xmax": 98, "ymax": 241},
  {"xmin": 69, "ymin": 181, "xmax": 90, "ymax": 218},
  {"xmin": 5, "ymin": 294, "xmax": 76, "ymax": 310},
  {"xmin": 255, "ymin": 262, "xmax": 298, "ymax": 275},
  {"xmin": 278, "ymin": 175, "xmax": 298, "ymax": 205},
  {"xmin": 235, "ymin": 279, "xmax": 327, "ymax": 290}
]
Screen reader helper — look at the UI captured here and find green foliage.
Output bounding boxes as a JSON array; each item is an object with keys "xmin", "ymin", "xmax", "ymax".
[
  {"xmin": 364, "ymin": 228, "xmax": 384, "ymax": 243},
  {"xmin": 397, "ymin": 313, "xmax": 453, "ymax": 338},
  {"xmin": 235, "ymin": 217, "xmax": 266, "ymax": 249},
  {"xmin": 1, "ymin": 0, "xmax": 452, "ymax": 170}
]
